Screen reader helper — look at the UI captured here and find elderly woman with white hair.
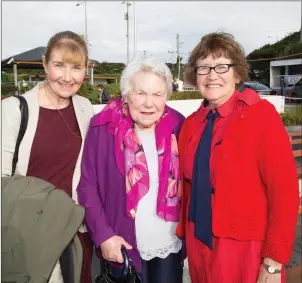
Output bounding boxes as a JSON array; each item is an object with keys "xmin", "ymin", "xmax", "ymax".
[{"xmin": 77, "ymin": 57, "xmax": 185, "ymax": 282}]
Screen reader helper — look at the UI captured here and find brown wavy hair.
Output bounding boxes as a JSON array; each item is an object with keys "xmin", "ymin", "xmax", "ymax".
[{"xmin": 184, "ymin": 32, "xmax": 249, "ymax": 88}]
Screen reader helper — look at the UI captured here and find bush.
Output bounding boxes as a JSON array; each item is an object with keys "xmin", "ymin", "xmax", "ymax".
[
  {"xmin": 1, "ymin": 82, "xmax": 36, "ymax": 97},
  {"xmin": 281, "ymin": 106, "xmax": 302, "ymax": 126},
  {"xmin": 78, "ymin": 83, "xmax": 121, "ymax": 104},
  {"xmin": 20, "ymin": 83, "xmax": 35, "ymax": 94},
  {"xmin": 78, "ymin": 83, "xmax": 99, "ymax": 104},
  {"xmin": 170, "ymin": 91, "xmax": 201, "ymax": 100},
  {"xmin": 77, "ymin": 83, "xmax": 202, "ymax": 103},
  {"xmin": 1, "ymin": 83, "xmax": 17, "ymax": 96},
  {"xmin": 105, "ymin": 84, "xmax": 121, "ymax": 98}
]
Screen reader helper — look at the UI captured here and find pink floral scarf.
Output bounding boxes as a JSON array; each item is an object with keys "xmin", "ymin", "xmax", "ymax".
[{"xmin": 93, "ymin": 98, "xmax": 182, "ymax": 222}]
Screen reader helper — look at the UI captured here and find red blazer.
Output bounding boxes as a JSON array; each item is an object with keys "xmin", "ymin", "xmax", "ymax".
[{"xmin": 176, "ymin": 91, "xmax": 300, "ymax": 264}]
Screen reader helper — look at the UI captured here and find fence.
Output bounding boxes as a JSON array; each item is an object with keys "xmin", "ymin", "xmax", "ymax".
[
  {"xmin": 94, "ymin": 94, "xmax": 286, "ymax": 117},
  {"xmin": 18, "ymin": 81, "xmax": 38, "ymax": 93},
  {"xmin": 182, "ymin": 84, "xmax": 198, "ymax": 91}
]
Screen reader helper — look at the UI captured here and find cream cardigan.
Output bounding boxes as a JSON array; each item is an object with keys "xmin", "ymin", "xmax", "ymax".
[
  {"xmin": 2, "ymin": 83, "xmax": 95, "ymax": 282},
  {"xmin": 2, "ymin": 82, "xmax": 94, "ymax": 207}
]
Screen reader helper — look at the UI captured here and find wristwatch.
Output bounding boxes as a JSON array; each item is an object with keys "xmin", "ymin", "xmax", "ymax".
[{"xmin": 263, "ymin": 263, "xmax": 282, "ymax": 274}]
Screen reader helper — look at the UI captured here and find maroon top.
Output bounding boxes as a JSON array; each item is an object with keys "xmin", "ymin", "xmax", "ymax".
[{"xmin": 27, "ymin": 100, "xmax": 82, "ymax": 198}]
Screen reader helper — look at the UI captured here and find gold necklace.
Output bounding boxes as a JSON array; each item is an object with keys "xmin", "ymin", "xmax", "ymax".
[{"xmin": 44, "ymin": 84, "xmax": 82, "ymax": 140}]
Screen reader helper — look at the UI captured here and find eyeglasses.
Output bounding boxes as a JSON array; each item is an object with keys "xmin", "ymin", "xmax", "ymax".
[{"xmin": 195, "ymin": 64, "xmax": 236, "ymax": 75}]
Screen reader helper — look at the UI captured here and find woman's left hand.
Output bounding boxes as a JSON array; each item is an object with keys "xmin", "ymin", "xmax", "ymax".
[
  {"xmin": 257, "ymin": 266, "xmax": 281, "ymax": 283},
  {"xmin": 256, "ymin": 257, "xmax": 282, "ymax": 283}
]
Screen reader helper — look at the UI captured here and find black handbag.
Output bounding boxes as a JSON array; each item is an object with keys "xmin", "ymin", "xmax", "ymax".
[{"xmin": 95, "ymin": 246, "xmax": 142, "ymax": 283}]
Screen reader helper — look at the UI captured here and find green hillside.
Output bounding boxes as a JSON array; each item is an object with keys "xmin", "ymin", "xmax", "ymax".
[{"xmin": 247, "ymin": 31, "xmax": 302, "ymax": 85}]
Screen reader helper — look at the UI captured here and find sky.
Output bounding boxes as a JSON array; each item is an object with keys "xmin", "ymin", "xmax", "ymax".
[{"xmin": 1, "ymin": 1, "xmax": 301, "ymax": 64}]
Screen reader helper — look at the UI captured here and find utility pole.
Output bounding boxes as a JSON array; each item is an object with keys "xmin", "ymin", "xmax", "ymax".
[
  {"xmin": 122, "ymin": 1, "xmax": 131, "ymax": 64},
  {"xmin": 133, "ymin": 0, "xmax": 137, "ymax": 59},
  {"xmin": 84, "ymin": 2, "xmax": 88, "ymax": 45},
  {"xmin": 76, "ymin": 1, "xmax": 90, "ymax": 77},
  {"xmin": 168, "ymin": 33, "xmax": 183, "ymax": 80},
  {"xmin": 176, "ymin": 33, "xmax": 183, "ymax": 80},
  {"xmin": 76, "ymin": 2, "xmax": 88, "ymax": 46},
  {"xmin": 300, "ymin": 0, "xmax": 302, "ymax": 41}
]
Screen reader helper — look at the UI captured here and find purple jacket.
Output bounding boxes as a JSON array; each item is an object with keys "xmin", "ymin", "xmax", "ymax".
[{"xmin": 77, "ymin": 106, "xmax": 185, "ymax": 271}]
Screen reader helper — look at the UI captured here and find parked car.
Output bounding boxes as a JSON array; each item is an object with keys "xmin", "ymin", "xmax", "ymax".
[
  {"xmin": 238, "ymin": 82, "xmax": 277, "ymax": 95},
  {"xmin": 284, "ymin": 75, "xmax": 302, "ymax": 101}
]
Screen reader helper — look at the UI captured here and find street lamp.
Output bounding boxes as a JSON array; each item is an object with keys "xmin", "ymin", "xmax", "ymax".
[
  {"xmin": 76, "ymin": 1, "xmax": 91, "ymax": 78},
  {"xmin": 133, "ymin": 0, "xmax": 137, "ymax": 60},
  {"xmin": 76, "ymin": 2, "xmax": 88, "ymax": 46},
  {"xmin": 122, "ymin": 1, "xmax": 131, "ymax": 64}
]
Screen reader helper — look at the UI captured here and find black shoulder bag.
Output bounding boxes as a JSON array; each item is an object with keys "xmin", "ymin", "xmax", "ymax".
[
  {"xmin": 95, "ymin": 246, "xmax": 142, "ymax": 283},
  {"xmin": 12, "ymin": 95, "xmax": 29, "ymax": 176}
]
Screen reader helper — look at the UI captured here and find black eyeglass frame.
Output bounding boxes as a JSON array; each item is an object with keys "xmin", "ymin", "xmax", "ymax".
[{"xmin": 195, "ymin": 64, "xmax": 236, "ymax": 75}]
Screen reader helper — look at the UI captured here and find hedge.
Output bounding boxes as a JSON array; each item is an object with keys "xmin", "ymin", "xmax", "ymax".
[
  {"xmin": 1, "ymin": 83, "xmax": 17, "ymax": 96},
  {"xmin": 2, "ymin": 81, "xmax": 301, "ymax": 126},
  {"xmin": 281, "ymin": 106, "xmax": 302, "ymax": 126},
  {"xmin": 76, "ymin": 84, "xmax": 202, "ymax": 103}
]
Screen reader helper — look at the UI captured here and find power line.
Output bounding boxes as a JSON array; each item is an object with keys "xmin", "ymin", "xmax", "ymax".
[{"xmin": 247, "ymin": 52, "xmax": 302, "ymax": 62}]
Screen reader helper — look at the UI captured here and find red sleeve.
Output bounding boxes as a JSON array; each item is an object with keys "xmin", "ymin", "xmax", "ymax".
[
  {"xmin": 176, "ymin": 115, "xmax": 196, "ymax": 238},
  {"xmin": 258, "ymin": 102, "xmax": 300, "ymax": 263}
]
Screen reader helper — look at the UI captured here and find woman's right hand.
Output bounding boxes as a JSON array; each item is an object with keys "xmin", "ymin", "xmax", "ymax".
[{"xmin": 100, "ymin": 235, "xmax": 132, "ymax": 263}]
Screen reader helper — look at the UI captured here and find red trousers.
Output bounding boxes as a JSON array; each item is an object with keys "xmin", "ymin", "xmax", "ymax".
[
  {"xmin": 186, "ymin": 221, "xmax": 286, "ymax": 283},
  {"xmin": 78, "ymin": 232, "xmax": 93, "ymax": 283}
]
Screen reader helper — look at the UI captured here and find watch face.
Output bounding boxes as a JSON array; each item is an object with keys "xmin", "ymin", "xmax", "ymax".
[{"xmin": 268, "ymin": 266, "xmax": 275, "ymax": 273}]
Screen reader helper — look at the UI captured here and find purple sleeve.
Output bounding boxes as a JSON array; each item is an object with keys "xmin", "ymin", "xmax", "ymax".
[
  {"xmin": 77, "ymin": 121, "xmax": 115, "ymax": 247},
  {"xmin": 173, "ymin": 111, "xmax": 185, "ymax": 140}
]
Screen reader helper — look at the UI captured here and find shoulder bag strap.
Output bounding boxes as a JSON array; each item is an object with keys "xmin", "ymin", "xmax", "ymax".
[{"xmin": 12, "ymin": 95, "xmax": 29, "ymax": 176}]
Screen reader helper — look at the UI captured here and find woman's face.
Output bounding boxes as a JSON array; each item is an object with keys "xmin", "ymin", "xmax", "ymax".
[
  {"xmin": 196, "ymin": 54, "xmax": 240, "ymax": 108},
  {"xmin": 126, "ymin": 71, "xmax": 168, "ymax": 131},
  {"xmin": 43, "ymin": 48, "xmax": 86, "ymax": 98}
]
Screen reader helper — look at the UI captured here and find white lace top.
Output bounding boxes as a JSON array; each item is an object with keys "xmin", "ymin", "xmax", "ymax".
[{"xmin": 135, "ymin": 129, "xmax": 182, "ymax": 261}]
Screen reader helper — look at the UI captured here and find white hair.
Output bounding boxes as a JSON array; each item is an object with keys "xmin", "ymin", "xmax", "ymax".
[{"xmin": 120, "ymin": 56, "xmax": 173, "ymax": 99}]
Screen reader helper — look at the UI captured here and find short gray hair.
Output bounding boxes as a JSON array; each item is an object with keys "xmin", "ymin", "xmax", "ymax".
[{"xmin": 120, "ymin": 56, "xmax": 173, "ymax": 99}]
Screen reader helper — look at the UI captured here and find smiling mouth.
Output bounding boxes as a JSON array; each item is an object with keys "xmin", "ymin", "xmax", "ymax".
[
  {"xmin": 206, "ymin": 84, "xmax": 222, "ymax": 88},
  {"xmin": 141, "ymin": 112, "xmax": 154, "ymax": 115},
  {"xmin": 59, "ymin": 83, "xmax": 74, "ymax": 88}
]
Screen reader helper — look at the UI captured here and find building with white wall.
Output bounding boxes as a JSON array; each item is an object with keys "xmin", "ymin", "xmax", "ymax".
[{"xmin": 270, "ymin": 58, "xmax": 302, "ymax": 88}]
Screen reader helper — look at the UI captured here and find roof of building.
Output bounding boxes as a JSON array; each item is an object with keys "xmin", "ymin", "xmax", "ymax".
[
  {"xmin": 1, "ymin": 46, "xmax": 99, "ymax": 69},
  {"xmin": 270, "ymin": 58, "xmax": 302, "ymax": 67}
]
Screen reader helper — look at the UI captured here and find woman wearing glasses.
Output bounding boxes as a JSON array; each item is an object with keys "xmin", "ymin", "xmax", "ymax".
[
  {"xmin": 78, "ymin": 57, "xmax": 185, "ymax": 282},
  {"xmin": 176, "ymin": 32, "xmax": 299, "ymax": 283}
]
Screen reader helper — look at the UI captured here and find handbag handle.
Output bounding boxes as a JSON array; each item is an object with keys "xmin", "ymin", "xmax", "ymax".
[
  {"xmin": 96, "ymin": 246, "xmax": 140, "ymax": 283},
  {"xmin": 99, "ymin": 245, "xmax": 131, "ymax": 279},
  {"xmin": 120, "ymin": 245, "xmax": 130, "ymax": 279}
]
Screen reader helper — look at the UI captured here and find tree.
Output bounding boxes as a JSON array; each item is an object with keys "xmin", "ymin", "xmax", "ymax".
[
  {"xmin": 247, "ymin": 31, "xmax": 301, "ymax": 84},
  {"xmin": 94, "ymin": 62, "xmax": 125, "ymax": 75}
]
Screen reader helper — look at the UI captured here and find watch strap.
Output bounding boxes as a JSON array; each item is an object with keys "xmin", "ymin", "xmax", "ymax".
[{"xmin": 263, "ymin": 263, "xmax": 282, "ymax": 274}]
